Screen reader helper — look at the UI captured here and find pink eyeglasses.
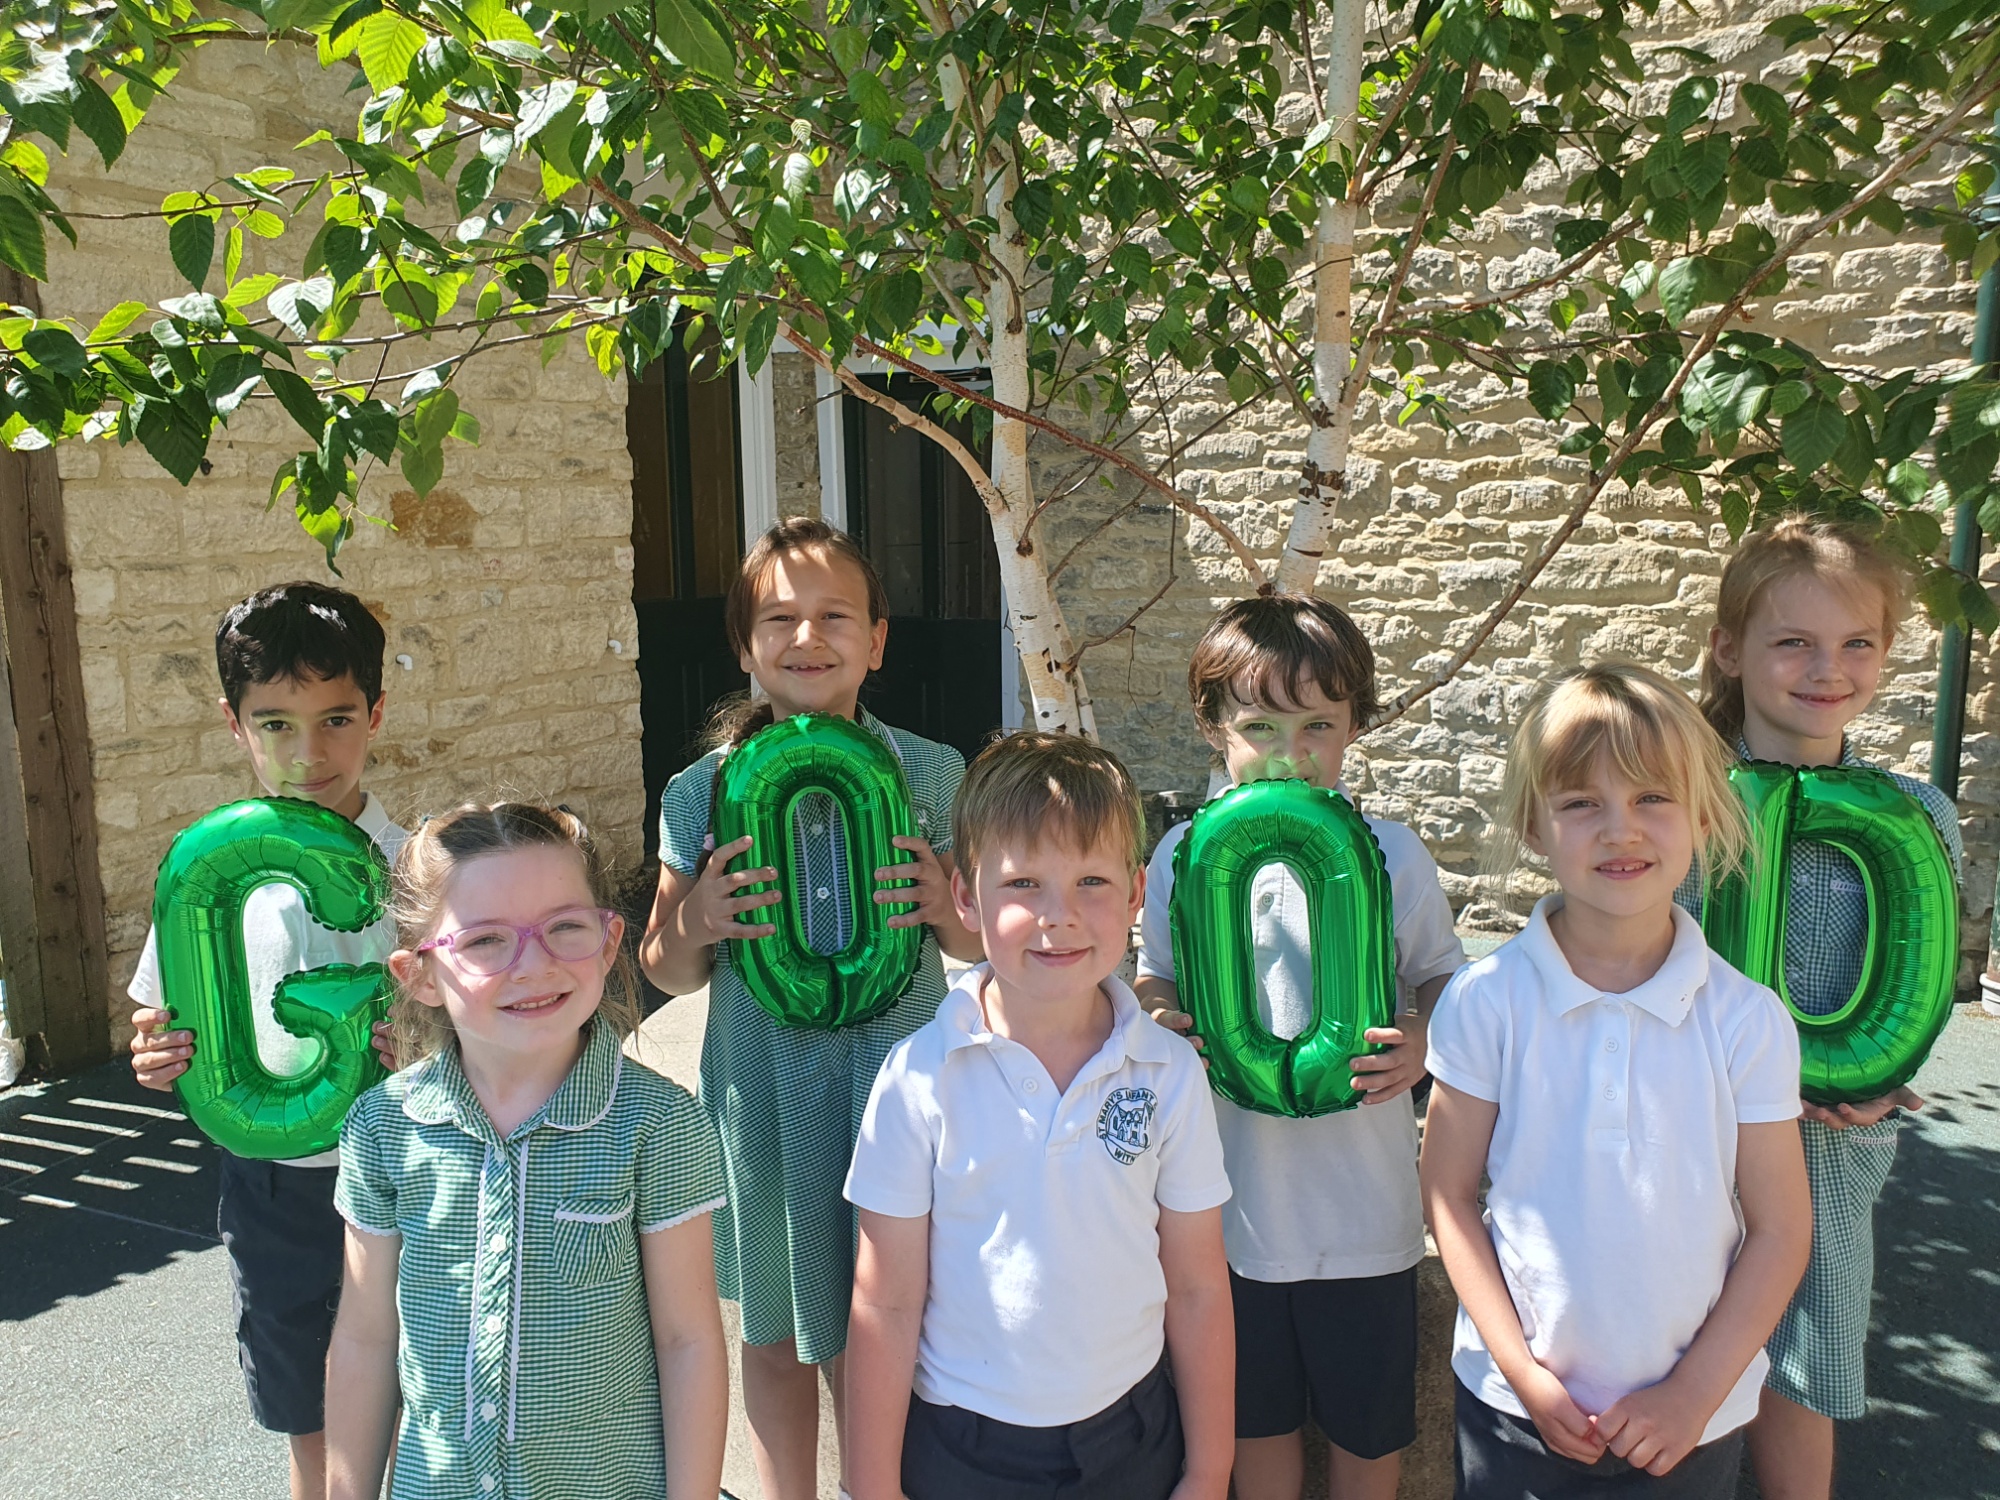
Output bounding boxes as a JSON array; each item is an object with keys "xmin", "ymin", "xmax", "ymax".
[{"xmin": 415, "ymin": 907, "xmax": 619, "ymax": 975}]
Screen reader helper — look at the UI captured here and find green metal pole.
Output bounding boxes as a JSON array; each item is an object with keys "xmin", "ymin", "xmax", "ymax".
[{"xmin": 1931, "ymin": 264, "xmax": 2000, "ymax": 800}]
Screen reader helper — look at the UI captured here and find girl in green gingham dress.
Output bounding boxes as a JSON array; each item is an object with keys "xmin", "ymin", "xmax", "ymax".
[
  {"xmin": 328, "ymin": 803, "xmax": 728, "ymax": 1500},
  {"xmin": 1688, "ymin": 517, "xmax": 1962, "ymax": 1500},
  {"xmin": 640, "ymin": 519, "xmax": 981, "ymax": 1500}
]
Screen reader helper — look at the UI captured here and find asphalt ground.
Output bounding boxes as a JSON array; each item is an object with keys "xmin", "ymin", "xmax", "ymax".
[{"xmin": 2, "ymin": 998, "xmax": 1993, "ymax": 1500}]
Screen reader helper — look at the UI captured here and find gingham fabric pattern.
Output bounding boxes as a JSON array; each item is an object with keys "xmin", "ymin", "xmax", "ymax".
[
  {"xmin": 1677, "ymin": 742, "xmax": 1961, "ymax": 1419},
  {"xmin": 335, "ymin": 1021, "xmax": 726, "ymax": 1500},
  {"xmin": 660, "ymin": 708, "xmax": 966, "ymax": 1364}
]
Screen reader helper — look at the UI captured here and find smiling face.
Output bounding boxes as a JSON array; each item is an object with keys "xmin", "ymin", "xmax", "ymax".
[
  {"xmin": 738, "ymin": 547, "xmax": 888, "ymax": 719},
  {"xmin": 952, "ymin": 830, "xmax": 1144, "ymax": 1009},
  {"xmin": 1710, "ymin": 572, "xmax": 1891, "ymax": 759},
  {"xmin": 390, "ymin": 845, "xmax": 622, "ymax": 1061},
  {"xmin": 1203, "ymin": 679, "xmax": 1360, "ymax": 790},
  {"xmin": 1525, "ymin": 750, "xmax": 1698, "ymax": 927},
  {"xmin": 222, "ymin": 672, "xmax": 382, "ymax": 820}
]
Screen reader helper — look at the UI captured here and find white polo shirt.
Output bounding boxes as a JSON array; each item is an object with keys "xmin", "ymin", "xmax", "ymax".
[
  {"xmin": 1136, "ymin": 805, "xmax": 1465, "ymax": 1281},
  {"xmin": 1426, "ymin": 896, "xmax": 1801, "ymax": 1442},
  {"xmin": 131, "ymin": 794, "xmax": 409, "ymax": 1168},
  {"xmin": 844, "ymin": 964, "xmax": 1231, "ymax": 1428}
]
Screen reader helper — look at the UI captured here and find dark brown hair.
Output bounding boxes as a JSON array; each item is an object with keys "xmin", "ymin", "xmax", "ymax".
[
  {"xmin": 1698, "ymin": 515, "xmax": 1908, "ymax": 742},
  {"xmin": 704, "ymin": 517, "xmax": 892, "ymax": 752},
  {"xmin": 953, "ymin": 731, "xmax": 1146, "ymax": 876},
  {"xmin": 1187, "ymin": 593, "xmax": 1380, "ymax": 734},
  {"xmin": 389, "ymin": 802, "xmax": 639, "ymax": 1061}
]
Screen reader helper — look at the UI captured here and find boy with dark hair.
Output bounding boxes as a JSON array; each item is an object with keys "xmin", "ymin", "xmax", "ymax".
[
  {"xmin": 845, "ymin": 731, "xmax": 1235, "ymax": 1500},
  {"xmin": 128, "ymin": 580, "xmax": 406, "ymax": 1500},
  {"xmin": 1136, "ymin": 594, "xmax": 1467, "ymax": 1500}
]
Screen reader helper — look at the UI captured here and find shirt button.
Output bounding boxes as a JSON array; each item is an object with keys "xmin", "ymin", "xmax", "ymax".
[
  {"xmin": 482, "ymin": 1477, "xmax": 497, "ymax": 1493},
  {"xmin": 481, "ymin": 1400, "xmax": 497, "ymax": 1421},
  {"xmin": 1604, "ymin": 1038, "xmax": 1619, "ymax": 1053},
  {"xmin": 1603, "ymin": 1085, "xmax": 1618, "ymax": 1100},
  {"xmin": 485, "ymin": 1313, "xmax": 505, "ymax": 1334},
  {"xmin": 811, "ymin": 822, "xmax": 826, "ymax": 836},
  {"xmin": 816, "ymin": 886, "xmax": 831, "ymax": 900},
  {"xmin": 1023, "ymin": 1078, "xmax": 1040, "ymax": 1094},
  {"xmin": 489, "ymin": 1234, "xmax": 507, "ymax": 1254},
  {"xmin": 1256, "ymin": 893, "xmax": 1274, "ymax": 914}
]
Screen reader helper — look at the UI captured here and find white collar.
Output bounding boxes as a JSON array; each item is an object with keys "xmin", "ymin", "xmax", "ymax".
[
  {"xmin": 1519, "ymin": 895, "xmax": 1709, "ymax": 1026},
  {"xmin": 352, "ymin": 792, "xmax": 392, "ymax": 841},
  {"xmin": 936, "ymin": 963, "xmax": 1177, "ymax": 1066}
]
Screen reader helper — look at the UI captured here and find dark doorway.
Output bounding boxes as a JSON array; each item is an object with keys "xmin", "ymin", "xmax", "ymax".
[
  {"xmin": 844, "ymin": 373, "xmax": 1005, "ymax": 761},
  {"xmin": 628, "ymin": 321, "xmax": 748, "ymax": 859}
]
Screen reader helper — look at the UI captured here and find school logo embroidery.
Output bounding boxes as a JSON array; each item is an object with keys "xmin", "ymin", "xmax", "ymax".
[{"xmin": 1097, "ymin": 1087, "xmax": 1158, "ymax": 1165}]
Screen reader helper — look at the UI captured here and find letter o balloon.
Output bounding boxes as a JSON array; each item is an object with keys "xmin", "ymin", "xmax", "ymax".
[
  {"xmin": 1701, "ymin": 762, "xmax": 1958, "ymax": 1105},
  {"xmin": 1169, "ymin": 779, "xmax": 1398, "ymax": 1117},
  {"xmin": 155, "ymin": 799, "xmax": 392, "ymax": 1160},
  {"xmin": 713, "ymin": 713, "xmax": 921, "ymax": 1029}
]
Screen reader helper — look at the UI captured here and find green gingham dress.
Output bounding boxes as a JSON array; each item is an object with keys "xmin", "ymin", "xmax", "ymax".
[
  {"xmin": 1677, "ymin": 743, "xmax": 1961, "ymax": 1420},
  {"xmin": 334, "ymin": 1021, "xmax": 726, "ymax": 1500},
  {"xmin": 659, "ymin": 708, "xmax": 965, "ymax": 1364}
]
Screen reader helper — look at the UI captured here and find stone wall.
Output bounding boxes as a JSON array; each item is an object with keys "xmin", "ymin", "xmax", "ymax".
[
  {"xmin": 1016, "ymin": 0, "xmax": 2000, "ymax": 965},
  {"xmin": 40, "ymin": 43, "xmax": 645, "ymax": 1043}
]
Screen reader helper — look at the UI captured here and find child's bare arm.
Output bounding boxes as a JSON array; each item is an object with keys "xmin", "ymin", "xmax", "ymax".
[
  {"xmin": 1352, "ymin": 972, "xmax": 1451, "ymax": 1104},
  {"xmin": 640, "ymin": 1214, "xmax": 729, "ymax": 1500},
  {"xmin": 847, "ymin": 1208, "xmax": 930, "ymax": 1500},
  {"xmin": 1420, "ymin": 1082, "xmax": 1606, "ymax": 1464},
  {"xmin": 326, "ymin": 1226, "xmax": 403, "ymax": 1500},
  {"xmin": 1595, "ymin": 1119, "xmax": 1809, "ymax": 1475},
  {"xmin": 638, "ymin": 836, "xmax": 780, "ymax": 994},
  {"xmin": 1158, "ymin": 1204, "xmax": 1233, "ymax": 1500}
]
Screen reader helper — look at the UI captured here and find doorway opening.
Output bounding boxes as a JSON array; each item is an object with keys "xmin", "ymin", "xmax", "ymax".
[
  {"xmin": 843, "ymin": 373, "xmax": 1005, "ymax": 761},
  {"xmin": 627, "ymin": 320, "xmax": 748, "ymax": 860}
]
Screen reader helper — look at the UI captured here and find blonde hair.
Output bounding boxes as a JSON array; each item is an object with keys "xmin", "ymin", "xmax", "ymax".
[
  {"xmin": 1498, "ymin": 663, "xmax": 1749, "ymax": 884},
  {"xmin": 389, "ymin": 802, "xmax": 640, "ymax": 1062},
  {"xmin": 953, "ymin": 731, "xmax": 1146, "ymax": 876},
  {"xmin": 1700, "ymin": 515, "xmax": 1908, "ymax": 742}
]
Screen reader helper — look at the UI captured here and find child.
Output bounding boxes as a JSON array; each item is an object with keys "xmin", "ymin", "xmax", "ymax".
[
  {"xmin": 638, "ymin": 517, "xmax": 983, "ymax": 1500},
  {"xmin": 1691, "ymin": 516, "xmax": 1962, "ymax": 1500},
  {"xmin": 843, "ymin": 732, "xmax": 1235, "ymax": 1500},
  {"xmin": 125, "ymin": 581, "xmax": 406, "ymax": 1500},
  {"xmin": 1421, "ymin": 663, "xmax": 1812, "ymax": 1497},
  {"xmin": 1134, "ymin": 594, "xmax": 1466, "ymax": 1500},
  {"xmin": 325, "ymin": 803, "xmax": 729, "ymax": 1500}
]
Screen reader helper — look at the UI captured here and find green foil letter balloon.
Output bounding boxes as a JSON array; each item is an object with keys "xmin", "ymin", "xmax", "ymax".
[
  {"xmin": 1169, "ymin": 779, "xmax": 1398, "ymax": 1117},
  {"xmin": 1701, "ymin": 762, "xmax": 1957, "ymax": 1105},
  {"xmin": 155, "ymin": 799, "xmax": 393, "ymax": 1159},
  {"xmin": 713, "ymin": 713, "xmax": 921, "ymax": 1029}
]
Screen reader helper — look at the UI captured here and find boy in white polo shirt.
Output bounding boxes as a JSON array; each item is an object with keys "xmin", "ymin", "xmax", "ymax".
[
  {"xmin": 1136, "ymin": 594, "xmax": 1465, "ymax": 1500},
  {"xmin": 1421, "ymin": 664, "xmax": 1810, "ymax": 1497},
  {"xmin": 845, "ymin": 732, "xmax": 1234, "ymax": 1500}
]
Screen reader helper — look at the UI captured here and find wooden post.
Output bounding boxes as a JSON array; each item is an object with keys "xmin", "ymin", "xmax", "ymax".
[{"xmin": 0, "ymin": 268, "xmax": 111, "ymax": 1073}]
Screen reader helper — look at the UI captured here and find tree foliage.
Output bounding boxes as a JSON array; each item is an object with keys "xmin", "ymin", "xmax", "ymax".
[{"xmin": 1, "ymin": 0, "xmax": 1998, "ymax": 704}]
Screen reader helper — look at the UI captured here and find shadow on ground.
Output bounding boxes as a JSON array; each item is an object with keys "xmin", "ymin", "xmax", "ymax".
[{"xmin": 0, "ymin": 1060, "xmax": 219, "ymax": 1322}]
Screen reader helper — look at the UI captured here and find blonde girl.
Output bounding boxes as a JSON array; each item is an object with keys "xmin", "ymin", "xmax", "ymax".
[
  {"xmin": 326, "ymin": 804, "xmax": 729, "ymax": 1500},
  {"xmin": 639, "ymin": 518, "xmax": 983, "ymax": 1500},
  {"xmin": 1692, "ymin": 516, "xmax": 1963, "ymax": 1500},
  {"xmin": 1421, "ymin": 664, "xmax": 1811, "ymax": 1498}
]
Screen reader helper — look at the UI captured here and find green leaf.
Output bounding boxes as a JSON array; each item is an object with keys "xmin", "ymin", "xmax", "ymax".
[
  {"xmin": 1739, "ymin": 82, "xmax": 1790, "ymax": 134},
  {"xmin": 0, "ymin": 196, "xmax": 50, "ymax": 280},
  {"xmin": 168, "ymin": 213, "xmax": 216, "ymax": 290},
  {"xmin": 224, "ymin": 273, "xmax": 285, "ymax": 310},
  {"xmin": 1109, "ymin": 243, "xmax": 1153, "ymax": 285},
  {"xmin": 22, "ymin": 326, "xmax": 86, "ymax": 377},
  {"xmin": 207, "ymin": 351, "xmax": 265, "ymax": 418},
  {"xmin": 400, "ymin": 441, "xmax": 444, "ymax": 496},
  {"xmin": 268, "ymin": 277, "xmax": 335, "ymax": 340},
  {"xmin": 86, "ymin": 301, "xmax": 148, "ymax": 344},
  {"xmin": 357, "ymin": 12, "xmax": 428, "ymax": 93},
  {"xmin": 1885, "ymin": 459, "xmax": 1930, "ymax": 508},
  {"xmin": 264, "ymin": 367, "xmax": 329, "ymax": 438},
  {"xmin": 1879, "ymin": 389, "xmax": 1939, "ymax": 466},
  {"xmin": 1768, "ymin": 379, "xmax": 1810, "ymax": 418},
  {"xmin": 657, "ymin": 0, "xmax": 737, "ymax": 81},
  {"xmin": 224, "ymin": 225, "xmax": 244, "ymax": 288},
  {"xmin": 849, "ymin": 71, "xmax": 899, "ymax": 132},
  {"xmin": 1527, "ymin": 360, "xmax": 1576, "ymax": 420},
  {"xmin": 1658, "ymin": 256, "xmax": 1712, "ymax": 324},
  {"xmin": 516, "ymin": 81, "xmax": 579, "ymax": 144},
  {"xmin": 136, "ymin": 399, "xmax": 208, "ymax": 484},
  {"xmin": 1782, "ymin": 396, "xmax": 1848, "ymax": 473},
  {"xmin": 71, "ymin": 78, "xmax": 128, "ymax": 168}
]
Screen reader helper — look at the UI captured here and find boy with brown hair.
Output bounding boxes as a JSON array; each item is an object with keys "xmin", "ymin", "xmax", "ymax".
[
  {"xmin": 1137, "ymin": 594, "xmax": 1466, "ymax": 1500},
  {"xmin": 844, "ymin": 732, "xmax": 1235, "ymax": 1500}
]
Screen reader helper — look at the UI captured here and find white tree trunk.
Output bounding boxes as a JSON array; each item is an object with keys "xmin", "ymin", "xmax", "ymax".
[
  {"xmin": 989, "ymin": 160, "xmax": 1096, "ymax": 737},
  {"xmin": 1273, "ymin": 0, "xmax": 1366, "ymax": 595}
]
